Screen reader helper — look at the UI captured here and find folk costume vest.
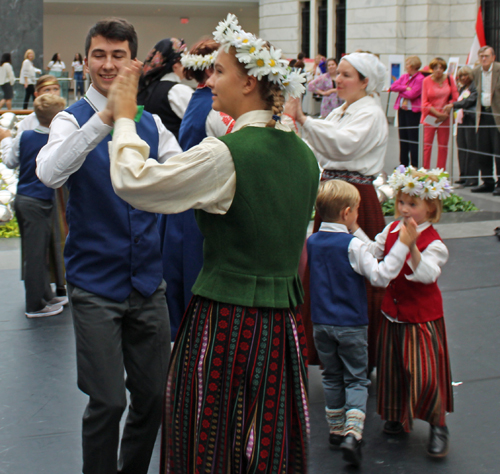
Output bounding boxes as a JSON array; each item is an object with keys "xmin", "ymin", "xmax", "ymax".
[
  {"xmin": 193, "ymin": 126, "xmax": 320, "ymax": 308},
  {"xmin": 382, "ymin": 221, "xmax": 443, "ymax": 323},
  {"xmin": 178, "ymin": 86, "xmax": 213, "ymax": 150},
  {"xmin": 137, "ymin": 80, "xmax": 181, "ymax": 139},
  {"xmin": 64, "ymin": 99, "xmax": 163, "ymax": 302},
  {"xmin": 18, "ymin": 130, "xmax": 54, "ymax": 201},
  {"xmin": 307, "ymin": 231, "xmax": 368, "ymax": 326}
]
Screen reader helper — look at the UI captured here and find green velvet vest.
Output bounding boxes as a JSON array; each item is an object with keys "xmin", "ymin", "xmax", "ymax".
[{"xmin": 192, "ymin": 126, "xmax": 319, "ymax": 308}]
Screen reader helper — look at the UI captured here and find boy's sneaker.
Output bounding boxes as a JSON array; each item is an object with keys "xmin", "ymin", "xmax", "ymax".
[
  {"xmin": 26, "ymin": 304, "xmax": 64, "ymax": 318},
  {"xmin": 340, "ymin": 434, "xmax": 362, "ymax": 467},
  {"xmin": 329, "ymin": 433, "xmax": 345, "ymax": 447},
  {"xmin": 47, "ymin": 296, "xmax": 69, "ymax": 307}
]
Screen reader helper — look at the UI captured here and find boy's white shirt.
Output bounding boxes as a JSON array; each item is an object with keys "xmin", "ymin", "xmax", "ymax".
[
  {"xmin": 318, "ymin": 222, "xmax": 409, "ymax": 288},
  {"xmin": 1, "ymin": 126, "xmax": 49, "ymax": 169},
  {"xmin": 353, "ymin": 221, "xmax": 449, "ymax": 284}
]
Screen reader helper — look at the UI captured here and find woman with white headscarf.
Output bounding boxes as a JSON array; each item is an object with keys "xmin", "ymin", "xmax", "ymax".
[{"xmin": 287, "ymin": 52, "xmax": 388, "ymax": 370}]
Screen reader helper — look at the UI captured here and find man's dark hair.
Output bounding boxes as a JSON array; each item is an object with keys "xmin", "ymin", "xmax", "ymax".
[{"xmin": 85, "ymin": 18, "xmax": 138, "ymax": 59}]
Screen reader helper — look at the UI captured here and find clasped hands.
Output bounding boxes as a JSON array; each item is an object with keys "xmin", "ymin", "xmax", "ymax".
[{"xmin": 99, "ymin": 59, "xmax": 143, "ymax": 126}]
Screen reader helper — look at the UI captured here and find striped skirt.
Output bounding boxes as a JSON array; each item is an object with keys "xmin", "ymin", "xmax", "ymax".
[
  {"xmin": 160, "ymin": 296, "xmax": 310, "ymax": 474},
  {"xmin": 376, "ymin": 316, "xmax": 454, "ymax": 431}
]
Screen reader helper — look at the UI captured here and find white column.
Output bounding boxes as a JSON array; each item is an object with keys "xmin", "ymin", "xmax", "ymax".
[
  {"xmin": 309, "ymin": 0, "xmax": 317, "ymax": 58},
  {"xmin": 327, "ymin": 0, "xmax": 335, "ymax": 58}
]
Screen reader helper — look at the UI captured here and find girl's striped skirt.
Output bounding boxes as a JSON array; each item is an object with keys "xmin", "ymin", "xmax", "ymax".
[
  {"xmin": 376, "ymin": 316, "xmax": 454, "ymax": 431},
  {"xmin": 160, "ymin": 296, "xmax": 310, "ymax": 474}
]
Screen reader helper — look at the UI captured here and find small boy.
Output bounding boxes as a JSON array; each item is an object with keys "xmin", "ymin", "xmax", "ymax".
[
  {"xmin": 307, "ymin": 179, "xmax": 418, "ymax": 467},
  {"xmin": 0, "ymin": 94, "xmax": 67, "ymax": 317}
]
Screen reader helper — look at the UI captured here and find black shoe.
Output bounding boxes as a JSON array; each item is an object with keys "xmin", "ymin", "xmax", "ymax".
[
  {"xmin": 340, "ymin": 434, "xmax": 362, "ymax": 467},
  {"xmin": 471, "ymin": 183, "xmax": 495, "ymax": 193},
  {"xmin": 383, "ymin": 420, "xmax": 404, "ymax": 434},
  {"xmin": 454, "ymin": 179, "xmax": 466, "ymax": 185},
  {"xmin": 329, "ymin": 433, "xmax": 345, "ymax": 447},
  {"xmin": 427, "ymin": 425, "xmax": 449, "ymax": 458},
  {"xmin": 493, "ymin": 187, "xmax": 500, "ymax": 196},
  {"xmin": 464, "ymin": 180, "xmax": 478, "ymax": 187}
]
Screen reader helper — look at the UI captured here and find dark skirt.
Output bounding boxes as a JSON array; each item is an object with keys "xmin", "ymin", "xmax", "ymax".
[
  {"xmin": 1, "ymin": 83, "xmax": 13, "ymax": 100},
  {"xmin": 300, "ymin": 180, "xmax": 386, "ymax": 367},
  {"xmin": 161, "ymin": 295, "xmax": 309, "ymax": 474},
  {"xmin": 376, "ymin": 316, "xmax": 454, "ymax": 431}
]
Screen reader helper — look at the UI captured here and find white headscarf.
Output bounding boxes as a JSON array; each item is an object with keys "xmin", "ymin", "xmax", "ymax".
[{"xmin": 341, "ymin": 52, "xmax": 386, "ymax": 94}]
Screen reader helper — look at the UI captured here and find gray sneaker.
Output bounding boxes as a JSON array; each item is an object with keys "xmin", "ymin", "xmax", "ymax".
[
  {"xmin": 47, "ymin": 296, "xmax": 69, "ymax": 306},
  {"xmin": 26, "ymin": 305, "xmax": 64, "ymax": 318}
]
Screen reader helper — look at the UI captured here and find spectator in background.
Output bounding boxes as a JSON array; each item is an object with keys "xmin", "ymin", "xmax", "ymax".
[
  {"xmin": 389, "ymin": 55, "xmax": 424, "ymax": 167},
  {"xmin": 471, "ymin": 45, "xmax": 500, "ymax": 195},
  {"xmin": 0, "ymin": 53, "xmax": 15, "ymax": 110},
  {"xmin": 137, "ymin": 37, "xmax": 193, "ymax": 139},
  {"xmin": 308, "ymin": 58, "xmax": 343, "ymax": 117},
  {"xmin": 72, "ymin": 53, "xmax": 85, "ymax": 100},
  {"xmin": 444, "ymin": 66, "xmax": 478, "ymax": 186},
  {"xmin": 46, "ymin": 53, "xmax": 66, "ymax": 75},
  {"xmin": 20, "ymin": 49, "xmax": 41, "ymax": 109},
  {"xmin": 421, "ymin": 57, "xmax": 458, "ymax": 170}
]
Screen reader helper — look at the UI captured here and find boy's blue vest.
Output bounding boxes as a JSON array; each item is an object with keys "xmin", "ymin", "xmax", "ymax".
[
  {"xmin": 307, "ymin": 231, "xmax": 368, "ymax": 326},
  {"xmin": 178, "ymin": 86, "xmax": 213, "ymax": 150},
  {"xmin": 17, "ymin": 130, "xmax": 54, "ymax": 201},
  {"xmin": 64, "ymin": 99, "xmax": 163, "ymax": 302}
]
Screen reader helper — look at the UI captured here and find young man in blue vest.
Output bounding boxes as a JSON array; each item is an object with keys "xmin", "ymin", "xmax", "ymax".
[
  {"xmin": 37, "ymin": 18, "xmax": 182, "ymax": 474},
  {"xmin": 307, "ymin": 179, "xmax": 417, "ymax": 467},
  {"xmin": 0, "ymin": 94, "xmax": 67, "ymax": 317}
]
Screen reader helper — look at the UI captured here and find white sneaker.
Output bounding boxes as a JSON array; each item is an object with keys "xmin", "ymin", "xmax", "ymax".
[
  {"xmin": 25, "ymin": 305, "xmax": 64, "ymax": 318},
  {"xmin": 47, "ymin": 296, "xmax": 69, "ymax": 306}
]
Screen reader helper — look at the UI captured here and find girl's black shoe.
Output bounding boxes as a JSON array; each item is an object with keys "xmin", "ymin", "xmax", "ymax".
[{"xmin": 427, "ymin": 425, "xmax": 449, "ymax": 458}]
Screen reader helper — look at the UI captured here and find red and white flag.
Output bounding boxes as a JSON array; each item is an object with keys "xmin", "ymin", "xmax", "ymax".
[{"xmin": 467, "ymin": 6, "xmax": 487, "ymax": 65}]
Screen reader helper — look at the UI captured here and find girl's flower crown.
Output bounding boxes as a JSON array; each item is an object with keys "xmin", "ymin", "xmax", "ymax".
[
  {"xmin": 180, "ymin": 52, "xmax": 216, "ymax": 71},
  {"xmin": 388, "ymin": 165, "xmax": 452, "ymax": 200},
  {"xmin": 212, "ymin": 13, "xmax": 307, "ymax": 99}
]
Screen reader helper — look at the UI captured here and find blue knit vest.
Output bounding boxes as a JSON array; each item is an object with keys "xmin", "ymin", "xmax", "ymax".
[
  {"xmin": 17, "ymin": 130, "xmax": 54, "ymax": 201},
  {"xmin": 307, "ymin": 231, "xmax": 368, "ymax": 326},
  {"xmin": 64, "ymin": 99, "xmax": 162, "ymax": 302}
]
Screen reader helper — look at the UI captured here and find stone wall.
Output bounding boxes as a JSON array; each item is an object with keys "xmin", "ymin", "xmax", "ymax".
[{"xmin": 0, "ymin": 0, "xmax": 44, "ymax": 75}]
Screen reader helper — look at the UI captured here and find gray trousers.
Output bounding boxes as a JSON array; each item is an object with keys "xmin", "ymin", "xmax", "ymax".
[
  {"xmin": 68, "ymin": 280, "xmax": 170, "ymax": 474},
  {"xmin": 14, "ymin": 194, "xmax": 55, "ymax": 312},
  {"xmin": 313, "ymin": 323, "xmax": 370, "ymax": 412}
]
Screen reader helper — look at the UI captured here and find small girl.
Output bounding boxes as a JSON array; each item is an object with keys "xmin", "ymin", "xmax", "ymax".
[{"xmin": 352, "ymin": 165, "xmax": 453, "ymax": 458}]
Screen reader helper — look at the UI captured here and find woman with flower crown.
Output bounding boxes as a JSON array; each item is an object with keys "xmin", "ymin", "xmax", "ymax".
[
  {"xmin": 161, "ymin": 38, "xmax": 235, "ymax": 340},
  {"xmin": 353, "ymin": 165, "xmax": 454, "ymax": 458},
  {"xmin": 107, "ymin": 14, "xmax": 319, "ymax": 473},
  {"xmin": 286, "ymin": 52, "xmax": 388, "ymax": 369}
]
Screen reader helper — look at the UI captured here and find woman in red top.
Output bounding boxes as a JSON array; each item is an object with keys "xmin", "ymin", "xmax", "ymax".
[{"xmin": 421, "ymin": 57, "xmax": 459, "ymax": 169}]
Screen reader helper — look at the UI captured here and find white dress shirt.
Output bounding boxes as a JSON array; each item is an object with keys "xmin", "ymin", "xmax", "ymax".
[
  {"xmin": 1, "ymin": 126, "xmax": 49, "ymax": 169},
  {"xmin": 318, "ymin": 222, "xmax": 409, "ymax": 287},
  {"xmin": 353, "ymin": 221, "xmax": 449, "ymax": 284},
  {"xmin": 1, "ymin": 113, "xmax": 40, "ymax": 166},
  {"xmin": 302, "ymin": 94, "xmax": 388, "ymax": 176},
  {"xmin": 160, "ymin": 72, "xmax": 194, "ymax": 119},
  {"xmin": 481, "ymin": 63, "xmax": 493, "ymax": 107},
  {"xmin": 36, "ymin": 85, "xmax": 182, "ymax": 189},
  {"xmin": 20, "ymin": 59, "xmax": 41, "ymax": 86},
  {"xmin": 109, "ymin": 109, "xmax": 297, "ymax": 215},
  {"xmin": 205, "ymin": 110, "xmax": 234, "ymax": 137},
  {"xmin": 0, "ymin": 63, "xmax": 15, "ymax": 86}
]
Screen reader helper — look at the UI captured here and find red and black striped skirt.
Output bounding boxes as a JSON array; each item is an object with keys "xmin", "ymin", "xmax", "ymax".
[
  {"xmin": 161, "ymin": 295, "xmax": 310, "ymax": 474},
  {"xmin": 376, "ymin": 315, "xmax": 454, "ymax": 431}
]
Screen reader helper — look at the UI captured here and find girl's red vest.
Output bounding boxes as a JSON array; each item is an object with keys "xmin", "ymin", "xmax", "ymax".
[{"xmin": 382, "ymin": 221, "xmax": 444, "ymax": 323}]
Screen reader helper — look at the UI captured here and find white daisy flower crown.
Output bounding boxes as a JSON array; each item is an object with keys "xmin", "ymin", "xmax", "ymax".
[
  {"xmin": 212, "ymin": 13, "xmax": 307, "ymax": 99},
  {"xmin": 180, "ymin": 52, "xmax": 217, "ymax": 71},
  {"xmin": 388, "ymin": 165, "xmax": 452, "ymax": 200}
]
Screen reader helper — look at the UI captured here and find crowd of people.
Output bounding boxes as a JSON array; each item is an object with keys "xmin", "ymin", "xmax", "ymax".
[
  {"xmin": 4, "ymin": 13, "xmax": 500, "ymax": 474},
  {"xmin": 388, "ymin": 47, "xmax": 500, "ymax": 196}
]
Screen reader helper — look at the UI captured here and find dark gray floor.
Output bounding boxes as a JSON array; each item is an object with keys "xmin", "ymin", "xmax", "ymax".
[{"xmin": 0, "ymin": 233, "xmax": 499, "ymax": 473}]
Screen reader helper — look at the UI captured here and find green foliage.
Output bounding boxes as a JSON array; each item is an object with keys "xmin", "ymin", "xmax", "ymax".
[
  {"xmin": 382, "ymin": 195, "xmax": 478, "ymax": 216},
  {"xmin": 0, "ymin": 217, "xmax": 20, "ymax": 238}
]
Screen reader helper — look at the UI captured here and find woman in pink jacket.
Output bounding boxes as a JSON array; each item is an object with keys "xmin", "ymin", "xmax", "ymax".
[
  {"xmin": 421, "ymin": 57, "xmax": 459, "ymax": 170},
  {"xmin": 389, "ymin": 56, "xmax": 424, "ymax": 167}
]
